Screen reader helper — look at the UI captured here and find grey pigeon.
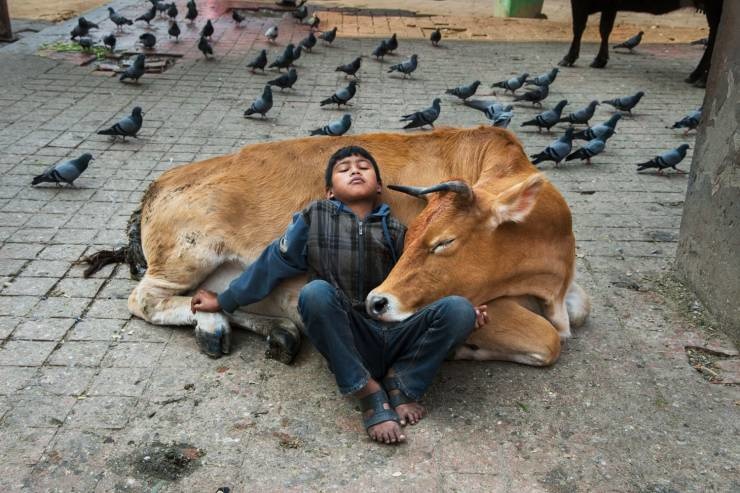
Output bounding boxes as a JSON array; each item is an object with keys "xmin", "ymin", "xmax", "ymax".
[
  {"xmin": 139, "ymin": 33, "xmax": 156, "ymax": 49},
  {"xmin": 566, "ymin": 138, "xmax": 606, "ymax": 165},
  {"xmin": 78, "ymin": 37, "xmax": 94, "ymax": 51},
  {"xmin": 265, "ymin": 25, "xmax": 278, "ymax": 43},
  {"xmin": 530, "ymin": 127, "xmax": 574, "ymax": 166},
  {"xmin": 291, "ymin": 45, "xmax": 303, "ymax": 65},
  {"xmin": 491, "ymin": 109, "xmax": 513, "ymax": 128},
  {"xmin": 185, "ymin": 1, "xmax": 198, "ymax": 23},
  {"xmin": 79, "ymin": 17, "xmax": 99, "ymax": 31},
  {"xmin": 491, "ymin": 73, "xmax": 528, "ymax": 94},
  {"xmin": 135, "ymin": 7, "xmax": 156, "ymax": 26},
  {"xmin": 168, "ymin": 20, "xmax": 181, "ymax": 41},
  {"xmin": 247, "ymin": 49, "xmax": 268, "ymax": 72},
  {"xmin": 201, "ymin": 19, "xmax": 214, "ymax": 39},
  {"xmin": 268, "ymin": 43, "xmax": 294, "ymax": 71},
  {"xmin": 232, "ymin": 9, "xmax": 245, "ymax": 25},
  {"xmin": 319, "ymin": 27, "xmax": 337, "ymax": 45},
  {"xmin": 558, "ymin": 100, "xmax": 599, "ymax": 125},
  {"xmin": 198, "ymin": 36, "xmax": 213, "ymax": 58},
  {"xmin": 310, "ymin": 114, "xmax": 352, "ymax": 136},
  {"xmin": 603, "ymin": 91, "xmax": 644, "ymax": 114},
  {"xmin": 103, "ymin": 33, "xmax": 116, "ymax": 51},
  {"xmin": 521, "ymin": 100, "xmax": 568, "ymax": 132},
  {"xmin": 614, "ymin": 31, "xmax": 644, "ymax": 52},
  {"xmin": 71, "ymin": 17, "xmax": 95, "ymax": 39},
  {"xmin": 156, "ymin": 1, "xmax": 170, "ymax": 18},
  {"xmin": 268, "ymin": 68, "xmax": 298, "ymax": 90},
  {"xmin": 371, "ymin": 40, "xmax": 389, "ymax": 60},
  {"xmin": 32, "ymin": 153, "xmax": 94, "ymax": 187},
  {"xmin": 336, "ymin": 57, "xmax": 361, "ymax": 78},
  {"xmin": 671, "ymin": 109, "xmax": 702, "ymax": 135},
  {"xmin": 293, "ymin": 5, "xmax": 308, "ymax": 23},
  {"xmin": 637, "ymin": 144, "xmax": 690, "ymax": 175},
  {"xmin": 445, "ymin": 80, "xmax": 481, "ymax": 101},
  {"xmin": 430, "ymin": 28, "xmax": 441, "ymax": 47},
  {"xmin": 525, "ymin": 68, "xmax": 559, "ymax": 87},
  {"xmin": 400, "ymin": 98, "xmax": 441, "ymax": 130},
  {"xmin": 167, "ymin": 2, "xmax": 178, "ymax": 20},
  {"xmin": 300, "ymin": 31, "xmax": 317, "ymax": 52},
  {"xmin": 119, "ymin": 54, "xmax": 146, "ymax": 83},
  {"xmin": 244, "ymin": 85, "xmax": 273, "ymax": 118},
  {"xmin": 513, "ymin": 84, "xmax": 549, "ymax": 107},
  {"xmin": 97, "ymin": 106, "xmax": 144, "ymax": 141},
  {"xmin": 385, "ymin": 33, "xmax": 398, "ymax": 52},
  {"xmin": 573, "ymin": 114, "xmax": 621, "ymax": 141},
  {"xmin": 108, "ymin": 7, "xmax": 133, "ymax": 31},
  {"xmin": 320, "ymin": 80, "xmax": 357, "ymax": 107},
  {"xmin": 388, "ymin": 54, "xmax": 418, "ymax": 78},
  {"xmin": 463, "ymin": 99, "xmax": 511, "ymax": 124}
]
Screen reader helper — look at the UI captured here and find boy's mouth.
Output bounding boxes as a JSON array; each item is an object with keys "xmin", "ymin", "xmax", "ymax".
[{"xmin": 349, "ymin": 177, "xmax": 365, "ymax": 184}]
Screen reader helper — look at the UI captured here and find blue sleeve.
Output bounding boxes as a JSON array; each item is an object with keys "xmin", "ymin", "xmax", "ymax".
[{"xmin": 217, "ymin": 212, "xmax": 309, "ymax": 314}]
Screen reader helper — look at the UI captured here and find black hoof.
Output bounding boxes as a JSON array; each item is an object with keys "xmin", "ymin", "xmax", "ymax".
[
  {"xmin": 558, "ymin": 57, "xmax": 575, "ymax": 67},
  {"xmin": 265, "ymin": 326, "xmax": 300, "ymax": 365},
  {"xmin": 590, "ymin": 58, "xmax": 608, "ymax": 68},
  {"xmin": 195, "ymin": 322, "xmax": 231, "ymax": 358}
]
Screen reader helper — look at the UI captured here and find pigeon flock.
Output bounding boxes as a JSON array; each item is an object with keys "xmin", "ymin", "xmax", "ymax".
[{"xmin": 33, "ymin": 7, "xmax": 702, "ymax": 188}]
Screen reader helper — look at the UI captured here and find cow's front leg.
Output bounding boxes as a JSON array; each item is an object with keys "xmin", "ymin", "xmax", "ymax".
[
  {"xmin": 194, "ymin": 311, "xmax": 232, "ymax": 358},
  {"xmin": 559, "ymin": 1, "xmax": 588, "ymax": 67},
  {"xmin": 687, "ymin": 1, "xmax": 721, "ymax": 86},
  {"xmin": 591, "ymin": 9, "xmax": 616, "ymax": 68},
  {"xmin": 229, "ymin": 311, "xmax": 301, "ymax": 364}
]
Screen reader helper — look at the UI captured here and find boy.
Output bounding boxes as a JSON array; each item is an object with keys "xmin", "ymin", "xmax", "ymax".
[{"xmin": 191, "ymin": 146, "xmax": 487, "ymax": 444}]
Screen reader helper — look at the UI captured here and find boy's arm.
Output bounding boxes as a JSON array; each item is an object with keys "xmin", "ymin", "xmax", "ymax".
[{"xmin": 216, "ymin": 211, "xmax": 309, "ymax": 314}]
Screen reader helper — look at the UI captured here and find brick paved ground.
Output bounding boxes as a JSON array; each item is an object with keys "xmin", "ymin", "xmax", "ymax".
[{"xmin": 0, "ymin": 2, "xmax": 738, "ymax": 492}]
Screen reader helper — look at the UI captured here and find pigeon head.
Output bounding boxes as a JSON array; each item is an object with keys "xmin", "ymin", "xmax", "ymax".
[
  {"xmin": 519, "ymin": 73, "xmax": 529, "ymax": 81},
  {"xmin": 132, "ymin": 107, "xmax": 143, "ymax": 118},
  {"xmin": 550, "ymin": 68, "xmax": 559, "ymax": 76},
  {"xmin": 410, "ymin": 54, "xmax": 418, "ymax": 61},
  {"xmin": 390, "ymin": 33, "xmax": 397, "ymax": 41},
  {"xmin": 635, "ymin": 91, "xmax": 645, "ymax": 99},
  {"xmin": 341, "ymin": 114, "xmax": 352, "ymax": 125},
  {"xmin": 638, "ymin": 31, "xmax": 645, "ymax": 35},
  {"xmin": 134, "ymin": 54, "xmax": 146, "ymax": 66},
  {"xmin": 563, "ymin": 127, "xmax": 574, "ymax": 139},
  {"xmin": 555, "ymin": 100, "xmax": 568, "ymax": 111},
  {"xmin": 262, "ymin": 85, "xmax": 273, "ymax": 99},
  {"xmin": 108, "ymin": 7, "xmax": 115, "ymax": 14},
  {"xmin": 503, "ymin": 104, "xmax": 513, "ymax": 112},
  {"xmin": 607, "ymin": 114, "xmax": 622, "ymax": 125},
  {"xmin": 677, "ymin": 144, "xmax": 690, "ymax": 153},
  {"xmin": 348, "ymin": 80, "xmax": 358, "ymax": 88},
  {"xmin": 432, "ymin": 98, "xmax": 441, "ymax": 107},
  {"xmin": 588, "ymin": 100, "xmax": 600, "ymax": 108},
  {"xmin": 75, "ymin": 153, "xmax": 95, "ymax": 170},
  {"xmin": 472, "ymin": 80, "xmax": 481, "ymax": 89}
]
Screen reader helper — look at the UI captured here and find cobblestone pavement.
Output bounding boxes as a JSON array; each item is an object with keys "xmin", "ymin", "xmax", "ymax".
[{"xmin": 0, "ymin": 3, "xmax": 738, "ymax": 492}]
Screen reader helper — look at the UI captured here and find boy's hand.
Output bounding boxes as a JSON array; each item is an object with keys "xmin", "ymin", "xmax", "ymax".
[
  {"xmin": 473, "ymin": 304, "xmax": 489, "ymax": 330},
  {"xmin": 191, "ymin": 289, "xmax": 221, "ymax": 314}
]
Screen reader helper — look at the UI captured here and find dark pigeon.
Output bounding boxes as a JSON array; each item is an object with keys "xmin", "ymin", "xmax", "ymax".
[
  {"xmin": 201, "ymin": 19, "xmax": 214, "ymax": 39},
  {"xmin": 388, "ymin": 54, "xmax": 418, "ymax": 78},
  {"xmin": 108, "ymin": 7, "xmax": 133, "ymax": 31},
  {"xmin": 168, "ymin": 20, "xmax": 181, "ymax": 41},
  {"xmin": 292, "ymin": 5, "xmax": 308, "ymax": 23},
  {"xmin": 525, "ymin": 68, "xmax": 559, "ymax": 87},
  {"xmin": 291, "ymin": 45, "xmax": 303, "ymax": 65},
  {"xmin": 430, "ymin": 28, "xmax": 441, "ymax": 47},
  {"xmin": 336, "ymin": 57, "xmax": 361, "ymax": 78},
  {"xmin": 602, "ymin": 91, "xmax": 644, "ymax": 114},
  {"xmin": 139, "ymin": 33, "xmax": 156, "ymax": 49},
  {"xmin": 513, "ymin": 84, "xmax": 549, "ymax": 107},
  {"xmin": 400, "ymin": 98, "xmax": 441, "ymax": 130},
  {"xmin": 247, "ymin": 49, "xmax": 268, "ymax": 73},
  {"xmin": 445, "ymin": 80, "xmax": 481, "ymax": 101},
  {"xmin": 198, "ymin": 36, "xmax": 213, "ymax": 58},
  {"xmin": 244, "ymin": 85, "xmax": 274, "ymax": 118},
  {"xmin": 32, "ymin": 153, "xmax": 94, "ymax": 187},
  {"xmin": 371, "ymin": 40, "xmax": 389, "ymax": 60},
  {"xmin": 268, "ymin": 68, "xmax": 298, "ymax": 90},
  {"xmin": 614, "ymin": 31, "xmax": 644, "ymax": 51},
  {"xmin": 136, "ymin": 6, "xmax": 157, "ymax": 26},
  {"xmin": 119, "ymin": 54, "xmax": 146, "ymax": 83},
  {"xmin": 637, "ymin": 144, "xmax": 690, "ymax": 175},
  {"xmin": 70, "ymin": 17, "xmax": 94, "ymax": 39},
  {"xmin": 79, "ymin": 17, "xmax": 99, "ymax": 30},
  {"xmin": 319, "ymin": 27, "xmax": 337, "ymax": 45},
  {"xmin": 78, "ymin": 37, "xmax": 94, "ymax": 51},
  {"xmin": 310, "ymin": 114, "xmax": 352, "ymax": 136},
  {"xmin": 385, "ymin": 33, "xmax": 398, "ymax": 53},
  {"xmin": 185, "ymin": 1, "xmax": 198, "ymax": 23},
  {"xmin": 268, "ymin": 44, "xmax": 294, "ymax": 71},
  {"xmin": 103, "ymin": 33, "xmax": 117, "ymax": 51},
  {"xmin": 97, "ymin": 106, "xmax": 144, "ymax": 141},
  {"xmin": 671, "ymin": 109, "xmax": 702, "ymax": 135},
  {"xmin": 521, "ymin": 100, "xmax": 568, "ymax": 132},
  {"xmin": 300, "ymin": 31, "xmax": 317, "ymax": 52},
  {"xmin": 167, "ymin": 2, "xmax": 178, "ymax": 20},
  {"xmin": 232, "ymin": 9, "xmax": 245, "ymax": 25},
  {"xmin": 491, "ymin": 73, "xmax": 528, "ymax": 94},
  {"xmin": 530, "ymin": 127, "xmax": 574, "ymax": 166},
  {"xmin": 320, "ymin": 80, "xmax": 357, "ymax": 107},
  {"xmin": 573, "ymin": 114, "xmax": 621, "ymax": 141},
  {"xmin": 566, "ymin": 138, "xmax": 606, "ymax": 165},
  {"xmin": 558, "ymin": 100, "xmax": 599, "ymax": 125}
]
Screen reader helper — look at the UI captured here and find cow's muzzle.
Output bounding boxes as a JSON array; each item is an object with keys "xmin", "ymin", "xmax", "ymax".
[{"xmin": 366, "ymin": 291, "xmax": 412, "ymax": 322}]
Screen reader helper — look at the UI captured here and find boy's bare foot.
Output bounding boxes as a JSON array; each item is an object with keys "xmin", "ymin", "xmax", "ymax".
[{"xmin": 394, "ymin": 400, "xmax": 426, "ymax": 426}]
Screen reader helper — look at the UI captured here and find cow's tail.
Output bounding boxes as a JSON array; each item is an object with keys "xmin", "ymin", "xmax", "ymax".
[{"xmin": 81, "ymin": 207, "xmax": 147, "ymax": 279}]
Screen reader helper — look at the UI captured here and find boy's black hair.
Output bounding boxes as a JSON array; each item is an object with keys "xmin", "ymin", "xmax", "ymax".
[{"xmin": 325, "ymin": 146, "xmax": 382, "ymax": 189}]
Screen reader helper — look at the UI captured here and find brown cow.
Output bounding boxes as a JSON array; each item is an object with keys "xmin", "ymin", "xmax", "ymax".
[{"xmin": 84, "ymin": 126, "xmax": 590, "ymax": 364}]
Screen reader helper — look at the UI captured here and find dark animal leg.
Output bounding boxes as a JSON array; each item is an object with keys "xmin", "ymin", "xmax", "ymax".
[
  {"xmin": 591, "ymin": 9, "xmax": 616, "ymax": 68},
  {"xmin": 560, "ymin": 0, "xmax": 588, "ymax": 67},
  {"xmin": 687, "ymin": 0, "xmax": 722, "ymax": 86}
]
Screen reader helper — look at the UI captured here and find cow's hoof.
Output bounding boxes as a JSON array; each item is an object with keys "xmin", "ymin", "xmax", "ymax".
[
  {"xmin": 558, "ymin": 57, "xmax": 575, "ymax": 67},
  {"xmin": 693, "ymin": 78, "xmax": 707, "ymax": 89},
  {"xmin": 195, "ymin": 317, "xmax": 231, "ymax": 358},
  {"xmin": 265, "ymin": 325, "xmax": 300, "ymax": 365},
  {"xmin": 590, "ymin": 57, "xmax": 608, "ymax": 68}
]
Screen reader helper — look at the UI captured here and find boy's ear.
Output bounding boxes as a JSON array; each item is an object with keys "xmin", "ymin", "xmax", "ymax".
[{"xmin": 326, "ymin": 189, "xmax": 335, "ymax": 199}]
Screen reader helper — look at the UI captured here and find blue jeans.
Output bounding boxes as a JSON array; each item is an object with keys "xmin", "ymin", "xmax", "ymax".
[{"xmin": 297, "ymin": 280, "xmax": 476, "ymax": 400}]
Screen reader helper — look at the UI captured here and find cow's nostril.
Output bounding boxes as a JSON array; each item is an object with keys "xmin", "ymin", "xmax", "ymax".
[{"xmin": 372, "ymin": 297, "xmax": 389, "ymax": 314}]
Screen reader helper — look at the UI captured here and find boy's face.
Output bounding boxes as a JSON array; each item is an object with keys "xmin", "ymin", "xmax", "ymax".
[{"xmin": 327, "ymin": 154, "xmax": 381, "ymax": 202}]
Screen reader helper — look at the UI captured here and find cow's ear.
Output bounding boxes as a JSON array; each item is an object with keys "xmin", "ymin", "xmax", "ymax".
[{"xmin": 489, "ymin": 174, "xmax": 544, "ymax": 226}]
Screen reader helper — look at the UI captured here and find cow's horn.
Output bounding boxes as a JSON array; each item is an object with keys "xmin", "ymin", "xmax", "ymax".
[{"xmin": 388, "ymin": 180, "xmax": 472, "ymax": 201}]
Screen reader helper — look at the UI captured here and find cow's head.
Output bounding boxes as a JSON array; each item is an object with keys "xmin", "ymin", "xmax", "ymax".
[{"xmin": 366, "ymin": 174, "xmax": 544, "ymax": 321}]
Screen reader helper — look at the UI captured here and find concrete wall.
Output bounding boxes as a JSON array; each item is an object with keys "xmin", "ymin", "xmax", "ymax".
[{"xmin": 676, "ymin": 0, "xmax": 739, "ymax": 341}]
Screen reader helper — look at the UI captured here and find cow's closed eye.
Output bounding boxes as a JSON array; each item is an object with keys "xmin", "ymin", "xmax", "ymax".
[{"xmin": 431, "ymin": 238, "xmax": 455, "ymax": 254}]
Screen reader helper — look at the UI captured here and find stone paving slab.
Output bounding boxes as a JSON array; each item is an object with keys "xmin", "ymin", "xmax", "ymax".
[{"xmin": 0, "ymin": 3, "xmax": 738, "ymax": 492}]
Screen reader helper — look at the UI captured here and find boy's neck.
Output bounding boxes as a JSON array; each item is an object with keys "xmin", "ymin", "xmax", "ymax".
[{"xmin": 335, "ymin": 198, "xmax": 377, "ymax": 220}]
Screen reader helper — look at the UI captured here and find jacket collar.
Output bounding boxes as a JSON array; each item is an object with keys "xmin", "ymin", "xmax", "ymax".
[{"xmin": 328, "ymin": 198, "xmax": 391, "ymax": 218}]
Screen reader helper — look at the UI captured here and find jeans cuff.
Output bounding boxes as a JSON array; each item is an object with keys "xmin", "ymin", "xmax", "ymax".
[
  {"xmin": 337, "ymin": 372, "xmax": 370, "ymax": 396},
  {"xmin": 391, "ymin": 372, "xmax": 422, "ymax": 401}
]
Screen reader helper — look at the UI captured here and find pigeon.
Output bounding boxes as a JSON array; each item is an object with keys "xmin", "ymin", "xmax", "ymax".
[
  {"xmin": 265, "ymin": 25, "xmax": 279, "ymax": 43},
  {"xmin": 244, "ymin": 85, "xmax": 273, "ymax": 118},
  {"xmin": 232, "ymin": 9, "xmax": 245, "ymax": 25},
  {"xmin": 671, "ymin": 109, "xmax": 702, "ymax": 135},
  {"xmin": 371, "ymin": 40, "xmax": 389, "ymax": 60},
  {"xmin": 430, "ymin": 28, "xmax": 442, "ymax": 47},
  {"xmin": 614, "ymin": 31, "xmax": 644, "ymax": 52},
  {"xmin": 463, "ymin": 99, "xmax": 512, "ymax": 124},
  {"xmin": 103, "ymin": 33, "xmax": 117, "ymax": 51},
  {"xmin": 445, "ymin": 81, "xmax": 481, "ymax": 101},
  {"xmin": 135, "ymin": 6, "xmax": 157, "ymax": 26},
  {"xmin": 566, "ymin": 138, "xmax": 606, "ymax": 165},
  {"xmin": 558, "ymin": 100, "xmax": 599, "ymax": 125},
  {"xmin": 304, "ymin": 15, "xmax": 320, "ymax": 30},
  {"xmin": 185, "ymin": 1, "xmax": 198, "ymax": 23},
  {"xmin": 513, "ymin": 84, "xmax": 549, "ymax": 107},
  {"xmin": 388, "ymin": 54, "xmax": 418, "ymax": 78},
  {"xmin": 247, "ymin": 49, "xmax": 268, "ymax": 73},
  {"xmin": 108, "ymin": 7, "xmax": 133, "ymax": 31},
  {"xmin": 76, "ymin": 37, "xmax": 93, "ymax": 51},
  {"xmin": 31, "ymin": 153, "xmax": 94, "ymax": 187},
  {"xmin": 156, "ymin": 1, "xmax": 170, "ymax": 18},
  {"xmin": 201, "ymin": 19, "xmax": 214, "ymax": 39},
  {"xmin": 320, "ymin": 80, "xmax": 357, "ymax": 107},
  {"xmin": 573, "ymin": 114, "xmax": 621, "ymax": 141},
  {"xmin": 198, "ymin": 36, "xmax": 213, "ymax": 58},
  {"xmin": 602, "ymin": 91, "xmax": 644, "ymax": 114},
  {"xmin": 319, "ymin": 27, "xmax": 337, "ymax": 45},
  {"xmin": 385, "ymin": 33, "xmax": 398, "ymax": 53},
  {"xmin": 525, "ymin": 68, "xmax": 559, "ymax": 87},
  {"xmin": 401, "ymin": 98, "xmax": 441, "ymax": 130},
  {"xmin": 491, "ymin": 108, "xmax": 513, "ymax": 128},
  {"xmin": 119, "ymin": 54, "xmax": 146, "ymax": 83},
  {"xmin": 79, "ymin": 17, "xmax": 99, "ymax": 31},
  {"xmin": 310, "ymin": 113, "xmax": 352, "ymax": 136},
  {"xmin": 491, "ymin": 73, "xmax": 528, "ymax": 94},
  {"xmin": 167, "ymin": 2, "xmax": 178, "ymax": 20},
  {"xmin": 268, "ymin": 68, "xmax": 298, "ymax": 90},
  {"xmin": 291, "ymin": 45, "xmax": 303, "ymax": 65},
  {"xmin": 637, "ymin": 144, "xmax": 690, "ymax": 175},
  {"xmin": 276, "ymin": 0, "xmax": 306, "ymax": 6},
  {"xmin": 521, "ymin": 100, "xmax": 568, "ymax": 132},
  {"xmin": 168, "ymin": 20, "xmax": 181, "ymax": 41},
  {"xmin": 70, "ymin": 18, "xmax": 92, "ymax": 39},
  {"xmin": 268, "ymin": 44, "xmax": 295, "ymax": 71},
  {"xmin": 530, "ymin": 127, "xmax": 574, "ymax": 166},
  {"xmin": 335, "ymin": 57, "xmax": 361, "ymax": 78},
  {"xmin": 97, "ymin": 107, "xmax": 144, "ymax": 141},
  {"xmin": 300, "ymin": 32, "xmax": 317, "ymax": 52},
  {"xmin": 292, "ymin": 5, "xmax": 308, "ymax": 23},
  {"xmin": 139, "ymin": 33, "xmax": 156, "ymax": 49}
]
